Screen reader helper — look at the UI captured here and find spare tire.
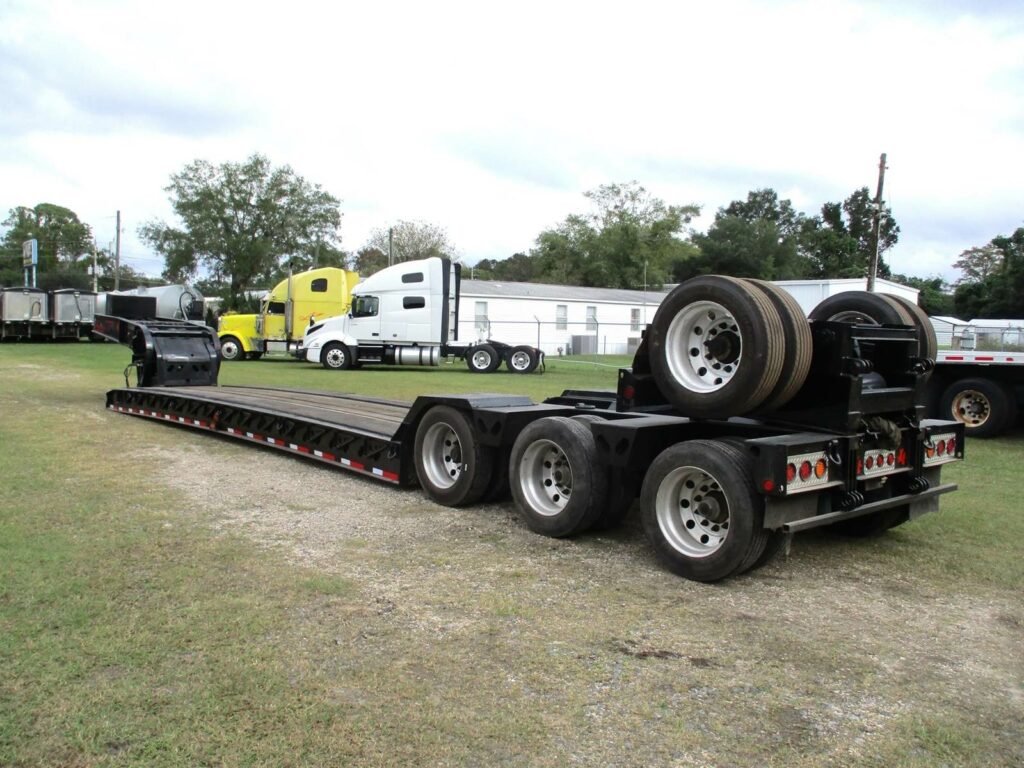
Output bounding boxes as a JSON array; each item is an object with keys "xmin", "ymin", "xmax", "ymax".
[
  {"xmin": 808, "ymin": 291, "xmax": 909, "ymax": 326},
  {"xmin": 885, "ymin": 294, "xmax": 938, "ymax": 363},
  {"xmin": 648, "ymin": 275, "xmax": 785, "ymax": 418},
  {"xmin": 742, "ymin": 279, "xmax": 813, "ymax": 412}
]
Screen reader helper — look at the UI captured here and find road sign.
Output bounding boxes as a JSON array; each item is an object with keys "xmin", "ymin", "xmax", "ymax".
[{"xmin": 22, "ymin": 239, "xmax": 38, "ymax": 268}]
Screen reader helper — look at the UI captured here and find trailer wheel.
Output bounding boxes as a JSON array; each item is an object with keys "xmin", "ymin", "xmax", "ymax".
[
  {"xmin": 506, "ymin": 345, "xmax": 540, "ymax": 374},
  {"xmin": 510, "ymin": 416, "xmax": 607, "ymax": 537},
  {"xmin": 742, "ymin": 279, "xmax": 813, "ymax": 412},
  {"xmin": 939, "ymin": 377, "xmax": 1017, "ymax": 438},
  {"xmin": 640, "ymin": 439, "xmax": 768, "ymax": 582},
  {"xmin": 570, "ymin": 414, "xmax": 637, "ymax": 529},
  {"xmin": 648, "ymin": 276, "xmax": 785, "ymax": 417},
  {"xmin": 808, "ymin": 291, "xmax": 911, "ymax": 326},
  {"xmin": 321, "ymin": 342, "xmax": 353, "ymax": 370},
  {"xmin": 414, "ymin": 406, "xmax": 494, "ymax": 506},
  {"xmin": 466, "ymin": 344, "xmax": 500, "ymax": 373},
  {"xmin": 220, "ymin": 336, "xmax": 244, "ymax": 361},
  {"xmin": 884, "ymin": 294, "xmax": 938, "ymax": 364}
]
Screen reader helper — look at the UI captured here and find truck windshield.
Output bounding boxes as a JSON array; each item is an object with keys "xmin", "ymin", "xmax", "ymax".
[{"xmin": 352, "ymin": 296, "xmax": 379, "ymax": 318}]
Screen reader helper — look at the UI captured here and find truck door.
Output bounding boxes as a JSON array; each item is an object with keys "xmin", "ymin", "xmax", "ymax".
[{"xmin": 348, "ymin": 295, "xmax": 381, "ymax": 342}]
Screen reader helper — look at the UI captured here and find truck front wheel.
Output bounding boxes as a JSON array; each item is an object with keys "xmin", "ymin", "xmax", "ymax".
[
  {"xmin": 321, "ymin": 342, "xmax": 353, "ymax": 371},
  {"xmin": 939, "ymin": 377, "xmax": 1017, "ymax": 438},
  {"xmin": 510, "ymin": 416, "xmax": 607, "ymax": 537},
  {"xmin": 640, "ymin": 440, "xmax": 769, "ymax": 582},
  {"xmin": 220, "ymin": 336, "xmax": 244, "ymax": 361},
  {"xmin": 414, "ymin": 406, "xmax": 494, "ymax": 506}
]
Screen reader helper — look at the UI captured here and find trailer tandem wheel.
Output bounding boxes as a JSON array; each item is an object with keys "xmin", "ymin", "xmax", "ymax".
[
  {"xmin": 647, "ymin": 276, "xmax": 786, "ymax": 418},
  {"xmin": 939, "ymin": 376, "xmax": 1018, "ymax": 438},
  {"xmin": 640, "ymin": 439, "xmax": 769, "ymax": 582},
  {"xmin": 742, "ymin": 279, "xmax": 813, "ymax": 412},
  {"xmin": 510, "ymin": 416, "xmax": 608, "ymax": 537},
  {"xmin": 414, "ymin": 406, "xmax": 495, "ymax": 506},
  {"xmin": 570, "ymin": 414, "xmax": 637, "ymax": 529},
  {"xmin": 506, "ymin": 345, "xmax": 540, "ymax": 374}
]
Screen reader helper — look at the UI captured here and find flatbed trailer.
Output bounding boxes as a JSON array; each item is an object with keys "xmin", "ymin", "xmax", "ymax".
[
  {"xmin": 96, "ymin": 276, "xmax": 965, "ymax": 582},
  {"xmin": 929, "ymin": 350, "xmax": 1024, "ymax": 437}
]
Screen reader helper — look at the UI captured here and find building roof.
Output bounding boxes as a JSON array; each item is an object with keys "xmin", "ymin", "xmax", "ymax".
[
  {"xmin": 460, "ymin": 278, "xmax": 670, "ymax": 304},
  {"xmin": 930, "ymin": 316, "xmax": 968, "ymax": 325}
]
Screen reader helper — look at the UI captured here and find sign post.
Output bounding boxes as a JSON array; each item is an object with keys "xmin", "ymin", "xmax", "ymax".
[{"xmin": 22, "ymin": 239, "xmax": 38, "ymax": 288}]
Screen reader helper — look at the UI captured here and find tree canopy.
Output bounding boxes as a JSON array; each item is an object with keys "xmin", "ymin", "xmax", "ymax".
[
  {"xmin": 1, "ymin": 203, "xmax": 93, "ymax": 272},
  {"xmin": 139, "ymin": 154, "xmax": 342, "ymax": 303},
  {"xmin": 362, "ymin": 220, "xmax": 457, "ymax": 272},
  {"xmin": 521, "ymin": 182, "xmax": 699, "ymax": 289},
  {"xmin": 953, "ymin": 227, "xmax": 1024, "ymax": 318}
]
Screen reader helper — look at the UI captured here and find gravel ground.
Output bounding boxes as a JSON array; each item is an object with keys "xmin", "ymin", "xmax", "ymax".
[{"xmin": 138, "ymin": 425, "xmax": 1024, "ymax": 767}]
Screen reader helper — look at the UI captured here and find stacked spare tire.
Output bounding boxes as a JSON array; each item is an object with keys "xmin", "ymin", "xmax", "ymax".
[
  {"xmin": 647, "ymin": 276, "xmax": 936, "ymax": 418},
  {"xmin": 647, "ymin": 276, "xmax": 814, "ymax": 417}
]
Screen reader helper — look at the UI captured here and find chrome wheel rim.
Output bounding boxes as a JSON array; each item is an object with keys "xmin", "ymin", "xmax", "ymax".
[
  {"xmin": 421, "ymin": 422, "xmax": 463, "ymax": 489},
  {"xmin": 519, "ymin": 439, "xmax": 572, "ymax": 516},
  {"xmin": 951, "ymin": 389, "xmax": 991, "ymax": 428},
  {"xmin": 221, "ymin": 340, "xmax": 240, "ymax": 360},
  {"xmin": 471, "ymin": 349, "xmax": 492, "ymax": 370},
  {"xmin": 510, "ymin": 350, "xmax": 532, "ymax": 371},
  {"xmin": 325, "ymin": 347, "xmax": 346, "ymax": 368},
  {"xmin": 665, "ymin": 300, "xmax": 741, "ymax": 393},
  {"xmin": 655, "ymin": 466, "xmax": 729, "ymax": 557}
]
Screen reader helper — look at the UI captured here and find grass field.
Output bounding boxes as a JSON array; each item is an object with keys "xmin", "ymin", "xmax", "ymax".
[{"xmin": 1, "ymin": 343, "xmax": 1022, "ymax": 767}]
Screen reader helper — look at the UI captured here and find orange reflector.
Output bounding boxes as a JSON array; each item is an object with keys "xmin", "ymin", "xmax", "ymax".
[
  {"xmin": 786, "ymin": 463, "xmax": 796, "ymax": 483},
  {"xmin": 814, "ymin": 459, "xmax": 827, "ymax": 479},
  {"xmin": 926, "ymin": 444, "xmax": 935, "ymax": 458},
  {"xmin": 799, "ymin": 461, "xmax": 812, "ymax": 481}
]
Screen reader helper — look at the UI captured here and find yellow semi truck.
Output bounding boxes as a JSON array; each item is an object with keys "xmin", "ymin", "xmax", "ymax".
[{"xmin": 218, "ymin": 267, "xmax": 359, "ymax": 360}]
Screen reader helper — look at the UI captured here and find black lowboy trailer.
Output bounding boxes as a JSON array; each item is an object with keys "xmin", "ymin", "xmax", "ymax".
[{"xmin": 97, "ymin": 276, "xmax": 965, "ymax": 582}]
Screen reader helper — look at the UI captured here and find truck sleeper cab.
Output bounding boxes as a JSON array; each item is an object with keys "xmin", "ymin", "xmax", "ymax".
[{"xmin": 303, "ymin": 257, "xmax": 543, "ymax": 374}]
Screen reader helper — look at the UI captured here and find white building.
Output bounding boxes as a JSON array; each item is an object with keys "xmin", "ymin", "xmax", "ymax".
[{"xmin": 457, "ymin": 276, "xmax": 920, "ymax": 356}]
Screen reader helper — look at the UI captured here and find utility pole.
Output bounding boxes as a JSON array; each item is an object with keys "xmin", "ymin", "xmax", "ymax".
[
  {"xmin": 867, "ymin": 153, "xmax": 887, "ymax": 292},
  {"xmin": 91, "ymin": 239, "xmax": 98, "ymax": 292},
  {"xmin": 114, "ymin": 209, "xmax": 122, "ymax": 291},
  {"xmin": 388, "ymin": 226, "xmax": 394, "ymax": 267}
]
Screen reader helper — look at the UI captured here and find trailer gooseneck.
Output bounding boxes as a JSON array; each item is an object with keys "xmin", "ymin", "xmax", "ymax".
[{"xmin": 96, "ymin": 275, "xmax": 964, "ymax": 583}]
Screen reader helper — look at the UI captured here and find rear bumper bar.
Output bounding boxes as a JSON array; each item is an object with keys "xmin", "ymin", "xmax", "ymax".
[{"xmin": 782, "ymin": 482, "xmax": 958, "ymax": 533}]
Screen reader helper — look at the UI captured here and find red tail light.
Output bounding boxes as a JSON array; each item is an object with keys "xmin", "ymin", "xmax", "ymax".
[
  {"xmin": 886, "ymin": 453, "xmax": 895, "ymax": 466},
  {"xmin": 799, "ymin": 461, "xmax": 812, "ymax": 481},
  {"xmin": 946, "ymin": 437, "xmax": 956, "ymax": 455},
  {"xmin": 786, "ymin": 463, "xmax": 796, "ymax": 483},
  {"xmin": 897, "ymin": 447, "xmax": 907, "ymax": 466},
  {"xmin": 936, "ymin": 439, "xmax": 946, "ymax": 456}
]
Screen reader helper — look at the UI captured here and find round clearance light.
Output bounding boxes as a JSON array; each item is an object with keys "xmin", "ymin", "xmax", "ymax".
[
  {"xmin": 799, "ymin": 461, "xmax": 812, "ymax": 481},
  {"xmin": 866, "ymin": 455, "xmax": 875, "ymax": 470},
  {"xmin": 876, "ymin": 453, "xmax": 885, "ymax": 467},
  {"xmin": 814, "ymin": 459, "xmax": 827, "ymax": 479},
  {"xmin": 786, "ymin": 463, "xmax": 797, "ymax": 483},
  {"xmin": 926, "ymin": 444, "xmax": 936, "ymax": 458},
  {"xmin": 946, "ymin": 437, "xmax": 956, "ymax": 455},
  {"xmin": 762, "ymin": 479, "xmax": 775, "ymax": 492},
  {"xmin": 886, "ymin": 453, "xmax": 895, "ymax": 466},
  {"xmin": 936, "ymin": 439, "xmax": 946, "ymax": 456}
]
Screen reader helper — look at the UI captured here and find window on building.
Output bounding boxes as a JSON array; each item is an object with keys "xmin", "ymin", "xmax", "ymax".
[
  {"xmin": 310, "ymin": 278, "xmax": 328, "ymax": 292},
  {"xmin": 586, "ymin": 305, "xmax": 597, "ymax": 331},
  {"xmin": 631, "ymin": 307, "xmax": 641, "ymax": 331},
  {"xmin": 556, "ymin": 304, "xmax": 567, "ymax": 330},
  {"xmin": 475, "ymin": 300, "xmax": 489, "ymax": 332}
]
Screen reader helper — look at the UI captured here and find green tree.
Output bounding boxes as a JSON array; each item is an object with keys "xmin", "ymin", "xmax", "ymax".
[
  {"xmin": 531, "ymin": 182, "xmax": 700, "ymax": 288},
  {"xmin": 891, "ymin": 274, "xmax": 954, "ymax": 316},
  {"xmin": 1, "ymin": 203, "xmax": 93, "ymax": 273},
  {"xmin": 682, "ymin": 215, "xmax": 803, "ymax": 281},
  {"xmin": 804, "ymin": 188, "xmax": 899, "ymax": 278},
  {"xmin": 363, "ymin": 220, "xmax": 457, "ymax": 267},
  {"xmin": 139, "ymin": 154, "xmax": 342, "ymax": 302},
  {"xmin": 953, "ymin": 244, "xmax": 1003, "ymax": 285},
  {"xmin": 352, "ymin": 247, "xmax": 388, "ymax": 275},
  {"xmin": 953, "ymin": 227, "xmax": 1024, "ymax": 318},
  {"xmin": 472, "ymin": 252, "xmax": 537, "ymax": 281}
]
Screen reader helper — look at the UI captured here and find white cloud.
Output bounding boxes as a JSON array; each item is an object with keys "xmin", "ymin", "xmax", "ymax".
[{"xmin": 1, "ymin": 0, "xmax": 1021, "ymax": 283}]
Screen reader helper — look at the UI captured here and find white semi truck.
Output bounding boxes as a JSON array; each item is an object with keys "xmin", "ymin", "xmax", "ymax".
[{"xmin": 301, "ymin": 257, "xmax": 544, "ymax": 374}]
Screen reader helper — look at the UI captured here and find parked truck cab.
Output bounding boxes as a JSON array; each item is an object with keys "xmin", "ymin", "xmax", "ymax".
[{"xmin": 218, "ymin": 267, "xmax": 359, "ymax": 361}]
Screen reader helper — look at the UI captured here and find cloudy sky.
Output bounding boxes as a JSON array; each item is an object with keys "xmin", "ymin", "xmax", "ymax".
[{"xmin": 2, "ymin": 0, "xmax": 1022, "ymax": 282}]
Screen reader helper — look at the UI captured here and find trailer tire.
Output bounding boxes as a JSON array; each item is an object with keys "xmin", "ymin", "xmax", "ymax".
[
  {"xmin": 506, "ymin": 345, "xmax": 540, "ymax": 374},
  {"xmin": 321, "ymin": 342, "xmax": 354, "ymax": 370},
  {"xmin": 939, "ymin": 377, "xmax": 1017, "ymax": 438},
  {"xmin": 640, "ymin": 439, "xmax": 768, "ymax": 582},
  {"xmin": 648, "ymin": 275, "xmax": 786, "ymax": 418},
  {"xmin": 570, "ymin": 414, "xmax": 637, "ymax": 529},
  {"xmin": 808, "ymin": 291, "xmax": 910, "ymax": 326},
  {"xmin": 414, "ymin": 405, "xmax": 495, "ymax": 507},
  {"xmin": 742, "ymin": 279, "xmax": 813, "ymax": 412},
  {"xmin": 510, "ymin": 416, "xmax": 607, "ymax": 537},
  {"xmin": 884, "ymin": 294, "xmax": 938, "ymax": 365},
  {"xmin": 467, "ymin": 344, "xmax": 500, "ymax": 373},
  {"xmin": 220, "ymin": 336, "xmax": 244, "ymax": 361}
]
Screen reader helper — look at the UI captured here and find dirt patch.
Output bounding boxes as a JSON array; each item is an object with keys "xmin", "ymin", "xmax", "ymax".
[{"xmin": 132, "ymin": 424, "xmax": 1023, "ymax": 766}]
